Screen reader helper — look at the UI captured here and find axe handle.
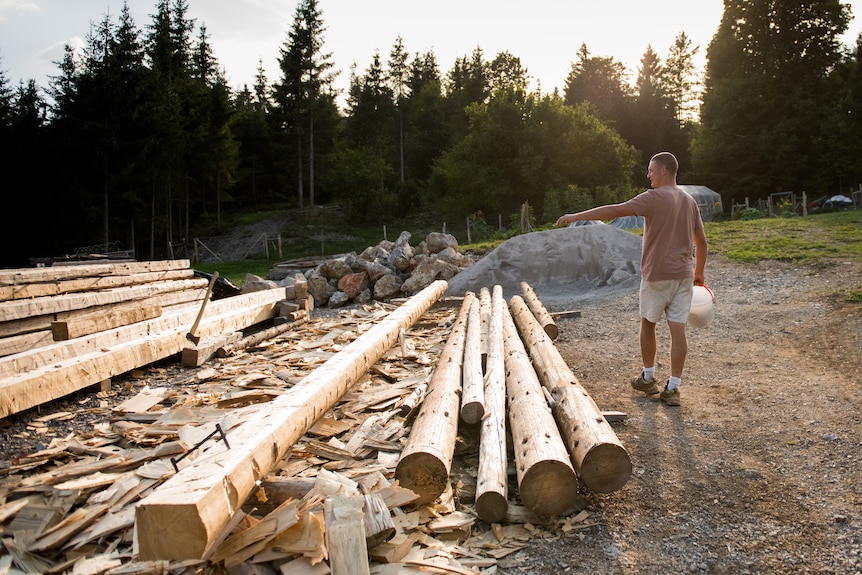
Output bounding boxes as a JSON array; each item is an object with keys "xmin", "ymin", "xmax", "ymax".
[{"xmin": 188, "ymin": 271, "xmax": 219, "ymax": 339}]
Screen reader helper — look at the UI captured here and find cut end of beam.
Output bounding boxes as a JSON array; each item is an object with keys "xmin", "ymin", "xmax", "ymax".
[
  {"xmin": 135, "ymin": 502, "xmax": 211, "ymax": 560},
  {"xmin": 475, "ymin": 491, "xmax": 508, "ymax": 523},
  {"xmin": 394, "ymin": 452, "xmax": 450, "ymax": 506},
  {"xmin": 520, "ymin": 460, "xmax": 580, "ymax": 517},
  {"xmin": 459, "ymin": 401, "xmax": 484, "ymax": 425},
  {"xmin": 580, "ymin": 443, "xmax": 633, "ymax": 493}
]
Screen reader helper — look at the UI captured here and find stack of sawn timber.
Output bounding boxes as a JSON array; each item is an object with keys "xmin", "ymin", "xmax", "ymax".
[
  {"xmin": 0, "ymin": 260, "xmax": 292, "ymax": 418},
  {"xmin": 395, "ymin": 282, "xmax": 633, "ymax": 522}
]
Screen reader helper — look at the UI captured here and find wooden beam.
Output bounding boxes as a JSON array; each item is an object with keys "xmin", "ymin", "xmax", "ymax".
[
  {"xmin": 181, "ymin": 332, "xmax": 243, "ymax": 367},
  {"xmin": 0, "ymin": 330, "xmax": 53, "ymax": 358},
  {"xmin": 475, "ymin": 285, "xmax": 508, "ymax": 523},
  {"xmin": 0, "ymin": 259, "xmax": 191, "ymax": 286},
  {"xmin": 0, "ymin": 269, "xmax": 194, "ymax": 301},
  {"xmin": 0, "ymin": 278, "xmax": 209, "ymax": 322},
  {"xmin": 460, "ymin": 293, "xmax": 484, "ymax": 424},
  {"xmin": 50, "ymin": 300, "xmax": 163, "ymax": 341},
  {"xmin": 520, "ymin": 281, "xmax": 558, "ymax": 340},
  {"xmin": 501, "ymin": 301, "xmax": 579, "ymax": 516},
  {"xmin": 134, "ymin": 281, "xmax": 447, "ymax": 561},
  {"xmin": 509, "ymin": 295, "xmax": 632, "ymax": 493},
  {"xmin": 0, "ymin": 287, "xmax": 204, "ymax": 340},
  {"xmin": 394, "ymin": 291, "xmax": 472, "ymax": 506},
  {"xmin": 0, "ymin": 288, "xmax": 288, "ymax": 418},
  {"xmin": 0, "ymin": 286, "xmax": 239, "ymax": 379}
]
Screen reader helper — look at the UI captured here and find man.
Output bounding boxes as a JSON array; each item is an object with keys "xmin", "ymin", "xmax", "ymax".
[{"xmin": 556, "ymin": 152, "xmax": 708, "ymax": 406}]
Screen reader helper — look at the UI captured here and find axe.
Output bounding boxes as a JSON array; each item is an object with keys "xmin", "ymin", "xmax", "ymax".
[{"xmin": 186, "ymin": 271, "xmax": 219, "ymax": 345}]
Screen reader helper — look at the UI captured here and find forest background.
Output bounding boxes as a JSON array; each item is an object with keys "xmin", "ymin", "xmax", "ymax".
[{"xmin": 1, "ymin": 0, "xmax": 860, "ymax": 267}]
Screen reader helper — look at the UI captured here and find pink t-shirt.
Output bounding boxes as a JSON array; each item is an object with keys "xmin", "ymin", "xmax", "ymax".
[{"xmin": 627, "ymin": 185, "xmax": 704, "ymax": 281}]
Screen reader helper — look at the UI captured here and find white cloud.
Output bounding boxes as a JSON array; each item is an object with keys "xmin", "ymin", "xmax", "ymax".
[{"xmin": 0, "ymin": 0, "xmax": 40, "ymax": 22}]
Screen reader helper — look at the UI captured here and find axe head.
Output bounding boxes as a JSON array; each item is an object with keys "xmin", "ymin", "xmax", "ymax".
[{"xmin": 186, "ymin": 332, "xmax": 201, "ymax": 345}]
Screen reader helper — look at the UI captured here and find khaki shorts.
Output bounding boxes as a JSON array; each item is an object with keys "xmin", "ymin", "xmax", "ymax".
[{"xmin": 639, "ymin": 278, "xmax": 694, "ymax": 324}]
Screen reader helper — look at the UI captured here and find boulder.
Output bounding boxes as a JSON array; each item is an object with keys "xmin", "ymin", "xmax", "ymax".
[
  {"xmin": 400, "ymin": 258, "xmax": 459, "ymax": 295},
  {"xmin": 306, "ymin": 271, "xmax": 336, "ymax": 306},
  {"xmin": 319, "ymin": 257, "xmax": 353, "ymax": 281},
  {"xmin": 373, "ymin": 274, "xmax": 404, "ymax": 300},
  {"xmin": 337, "ymin": 271, "xmax": 370, "ymax": 299},
  {"xmin": 436, "ymin": 246, "xmax": 467, "ymax": 267},
  {"xmin": 425, "ymin": 232, "xmax": 458, "ymax": 254},
  {"xmin": 241, "ymin": 273, "xmax": 280, "ymax": 293},
  {"xmin": 355, "ymin": 288, "xmax": 372, "ymax": 304},
  {"xmin": 388, "ymin": 231, "xmax": 414, "ymax": 273},
  {"xmin": 327, "ymin": 290, "xmax": 351, "ymax": 308}
]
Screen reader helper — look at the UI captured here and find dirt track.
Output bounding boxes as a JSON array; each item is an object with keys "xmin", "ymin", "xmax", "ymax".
[
  {"xmin": 513, "ymin": 255, "xmax": 862, "ymax": 574},
  {"xmin": 1, "ymin": 253, "xmax": 860, "ymax": 574}
]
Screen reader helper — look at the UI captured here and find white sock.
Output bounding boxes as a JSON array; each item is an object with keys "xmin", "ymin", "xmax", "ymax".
[
  {"xmin": 667, "ymin": 376, "xmax": 681, "ymax": 391},
  {"xmin": 643, "ymin": 367, "xmax": 655, "ymax": 381}
]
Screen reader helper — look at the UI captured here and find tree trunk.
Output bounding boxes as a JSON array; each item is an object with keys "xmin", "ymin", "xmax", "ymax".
[
  {"xmin": 509, "ymin": 295, "xmax": 631, "ymax": 493},
  {"xmin": 460, "ymin": 293, "xmax": 484, "ymax": 424},
  {"xmin": 475, "ymin": 285, "xmax": 508, "ymax": 522},
  {"xmin": 308, "ymin": 112, "xmax": 315, "ymax": 208},
  {"xmin": 296, "ymin": 131, "xmax": 304, "ymax": 210},
  {"xmin": 520, "ymin": 281, "xmax": 558, "ymax": 340},
  {"xmin": 395, "ymin": 291, "xmax": 473, "ymax": 505},
  {"xmin": 502, "ymin": 302, "xmax": 579, "ymax": 516},
  {"xmin": 136, "ymin": 281, "xmax": 448, "ymax": 560}
]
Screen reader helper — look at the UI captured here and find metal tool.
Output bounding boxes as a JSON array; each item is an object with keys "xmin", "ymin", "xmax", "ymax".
[{"xmin": 170, "ymin": 423, "xmax": 230, "ymax": 472}]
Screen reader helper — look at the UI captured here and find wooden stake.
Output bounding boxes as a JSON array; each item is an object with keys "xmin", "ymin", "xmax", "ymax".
[
  {"xmin": 475, "ymin": 285, "xmax": 508, "ymax": 523},
  {"xmin": 509, "ymin": 295, "xmax": 632, "ymax": 493},
  {"xmin": 520, "ymin": 281, "xmax": 558, "ymax": 340},
  {"xmin": 501, "ymin": 302, "xmax": 579, "ymax": 516},
  {"xmin": 135, "ymin": 281, "xmax": 447, "ymax": 560},
  {"xmin": 460, "ymin": 294, "xmax": 484, "ymax": 424},
  {"xmin": 395, "ymin": 291, "xmax": 472, "ymax": 505}
]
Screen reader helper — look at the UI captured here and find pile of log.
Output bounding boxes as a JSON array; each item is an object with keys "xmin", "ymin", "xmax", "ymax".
[
  {"xmin": 267, "ymin": 230, "xmax": 476, "ymax": 308},
  {"xmin": 0, "ymin": 260, "xmax": 300, "ymax": 418},
  {"xmin": 0, "ymin": 277, "xmax": 630, "ymax": 574}
]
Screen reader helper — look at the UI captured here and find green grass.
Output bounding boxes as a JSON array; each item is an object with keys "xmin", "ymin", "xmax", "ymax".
[{"xmin": 704, "ymin": 211, "xmax": 862, "ymax": 263}]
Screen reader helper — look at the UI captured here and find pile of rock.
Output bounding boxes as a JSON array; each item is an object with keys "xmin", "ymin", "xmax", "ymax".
[{"xmin": 262, "ymin": 231, "xmax": 474, "ymax": 308}]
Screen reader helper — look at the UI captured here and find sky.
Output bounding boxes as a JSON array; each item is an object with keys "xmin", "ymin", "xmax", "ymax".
[{"xmin": 2, "ymin": 0, "xmax": 862, "ymax": 107}]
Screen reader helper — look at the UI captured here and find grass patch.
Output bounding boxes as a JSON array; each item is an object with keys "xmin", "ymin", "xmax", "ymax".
[{"xmin": 705, "ymin": 211, "xmax": 862, "ymax": 263}]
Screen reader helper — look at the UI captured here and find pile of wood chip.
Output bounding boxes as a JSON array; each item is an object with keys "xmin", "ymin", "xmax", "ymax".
[{"xmin": 0, "ymin": 262, "xmax": 625, "ymax": 575}]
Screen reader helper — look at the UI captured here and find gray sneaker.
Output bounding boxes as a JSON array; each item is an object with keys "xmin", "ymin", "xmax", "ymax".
[
  {"xmin": 631, "ymin": 373, "xmax": 659, "ymax": 395},
  {"xmin": 660, "ymin": 383, "xmax": 680, "ymax": 406}
]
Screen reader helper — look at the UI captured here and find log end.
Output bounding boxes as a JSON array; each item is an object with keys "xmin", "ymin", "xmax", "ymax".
[
  {"xmin": 580, "ymin": 443, "xmax": 633, "ymax": 493},
  {"xmin": 394, "ymin": 452, "xmax": 450, "ymax": 506},
  {"xmin": 543, "ymin": 323, "xmax": 559, "ymax": 341},
  {"xmin": 475, "ymin": 491, "xmax": 508, "ymax": 523},
  {"xmin": 459, "ymin": 401, "xmax": 485, "ymax": 425},
  {"xmin": 520, "ymin": 460, "xmax": 580, "ymax": 517}
]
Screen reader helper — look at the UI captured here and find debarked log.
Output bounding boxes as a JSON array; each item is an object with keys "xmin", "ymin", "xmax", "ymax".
[
  {"xmin": 509, "ymin": 295, "xmax": 632, "ymax": 493},
  {"xmin": 520, "ymin": 281, "xmax": 558, "ymax": 340},
  {"xmin": 459, "ymin": 293, "xmax": 484, "ymax": 424},
  {"xmin": 134, "ymin": 280, "xmax": 448, "ymax": 561},
  {"xmin": 394, "ymin": 291, "xmax": 473, "ymax": 505},
  {"xmin": 502, "ymin": 302, "xmax": 579, "ymax": 517},
  {"xmin": 475, "ymin": 285, "xmax": 508, "ymax": 523}
]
